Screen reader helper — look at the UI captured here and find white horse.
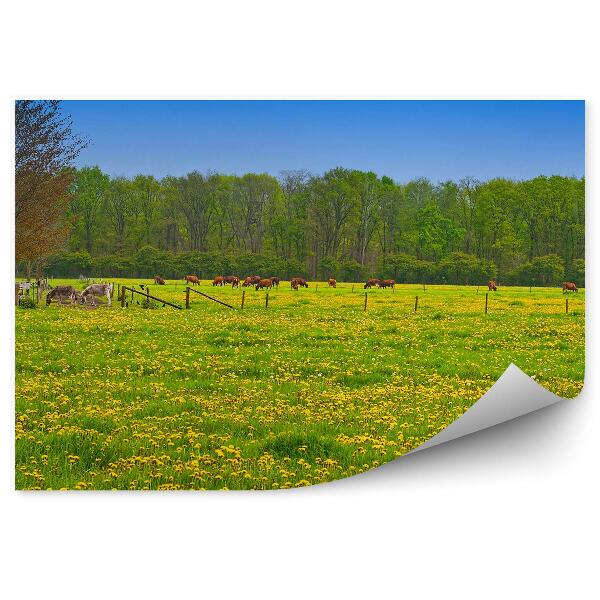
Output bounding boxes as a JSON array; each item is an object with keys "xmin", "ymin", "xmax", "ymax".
[{"xmin": 81, "ymin": 283, "xmax": 113, "ymax": 306}]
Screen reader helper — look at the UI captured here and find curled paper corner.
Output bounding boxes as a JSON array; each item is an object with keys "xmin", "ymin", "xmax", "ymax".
[{"xmin": 410, "ymin": 364, "xmax": 564, "ymax": 454}]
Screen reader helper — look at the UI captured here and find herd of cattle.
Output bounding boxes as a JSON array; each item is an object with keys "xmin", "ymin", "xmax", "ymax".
[
  {"xmin": 41, "ymin": 277, "xmax": 580, "ymax": 307},
  {"xmin": 181, "ymin": 274, "xmax": 310, "ymax": 290}
]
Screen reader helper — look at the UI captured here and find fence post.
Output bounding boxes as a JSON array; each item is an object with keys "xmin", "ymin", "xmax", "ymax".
[
  {"xmin": 364, "ymin": 292, "xmax": 368, "ymax": 311},
  {"xmin": 414, "ymin": 296, "xmax": 418, "ymax": 312},
  {"xmin": 15, "ymin": 284, "xmax": 19, "ymax": 306},
  {"xmin": 352, "ymin": 284, "xmax": 355, "ymax": 293},
  {"xmin": 241, "ymin": 290, "xmax": 246, "ymax": 310},
  {"xmin": 315, "ymin": 283, "xmax": 318, "ymax": 292},
  {"xmin": 186, "ymin": 287, "xmax": 190, "ymax": 309},
  {"xmin": 265, "ymin": 292, "xmax": 269, "ymax": 308},
  {"xmin": 485, "ymin": 292, "xmax": 489, "ymax": 314},
  {"xmin": 566, "ymin": 298, "xmax": 569, "ymax": 314},
  {"xmin": 423, "ymin": 283, "xmax": 426, "ymax": 292},
  {"xmin": 121, "ymin": 286, "xmax": 126, "ymax": 308},
  {"xmin": 117, "ymin": 283, "xmax": 120, "ymax": 300}
]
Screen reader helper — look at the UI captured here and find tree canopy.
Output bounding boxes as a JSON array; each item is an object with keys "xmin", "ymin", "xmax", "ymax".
[{"xmin": 22, "ymin": 164, "xmax": 584, "ymax": 286}]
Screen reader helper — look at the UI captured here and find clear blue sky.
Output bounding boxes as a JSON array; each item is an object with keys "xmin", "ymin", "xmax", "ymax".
[{"xmin": 62, "ymin": 100, "xmax": 585, "ymax": 182}]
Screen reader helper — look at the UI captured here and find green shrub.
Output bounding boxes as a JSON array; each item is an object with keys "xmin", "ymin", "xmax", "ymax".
[{"xmin": 18, "ymin": 296, "xmax": 37, "ymax": 309}]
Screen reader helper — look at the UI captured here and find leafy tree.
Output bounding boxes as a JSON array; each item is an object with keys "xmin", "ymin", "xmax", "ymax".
[
  {"xmin": 105, "ymin": 177, "xmax": 135, "ymax": 253},
  {"xmin": 416, "ymin": 204, "xmax": 464, "ymax": 261},
  {"xmin": 15, "ymin": 100, "xmax": 87, "ymax": 275},
  {"xmin": 70, "ymin": 166, "xmax": 109, "ymax": 253}
]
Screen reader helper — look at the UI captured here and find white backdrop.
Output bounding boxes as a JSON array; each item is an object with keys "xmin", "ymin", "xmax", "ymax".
[{"xmin": 1, "ymin": 2, "xmax": 598, "ymax": 598}]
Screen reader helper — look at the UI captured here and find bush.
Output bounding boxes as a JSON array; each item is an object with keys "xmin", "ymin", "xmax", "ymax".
[
  {"xmin": 18, "ymin": 295, "xmax": 37, "ymax": 309},
  {"xmin": 140, "ymin": 298, "xmax": 159, "ymax": 310},
  {"xmin": 46, "ymin": 250, "xmax": 93, "ymax": 278},
  {"xmin": 436, "ymin": 252, "xmax": 497, "ymax": 285},
  {"xmin": 514, "ymin": 254, "xmax": 565, "ymax": 286},
  {"xmin": 382, "ymin": 254, "xmax": 434, "ymax": 283},
  {"xmin": 318, "ymin": 256, "xmax": 339, "ymax": 280},
  {"xmin": 568, "ymin": 258, "xmax": 585, "ymax": 288},
  {"xmin": 339, "ymin": 259, "xmax": 367, "ymax": 282}
]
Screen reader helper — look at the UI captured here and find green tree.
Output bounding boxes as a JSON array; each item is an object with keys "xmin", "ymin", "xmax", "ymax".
[{"xmin": 70, "ymin": 166, "xmax": 109, "ymax": 253}]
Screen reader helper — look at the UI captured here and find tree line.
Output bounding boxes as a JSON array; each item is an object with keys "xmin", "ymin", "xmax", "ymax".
[{"xmin": 33, "ymin": 167, "xmax": 583, "ymax": 286}]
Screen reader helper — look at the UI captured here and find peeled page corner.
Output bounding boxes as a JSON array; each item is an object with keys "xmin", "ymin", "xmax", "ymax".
[{"xmin": 409, "ymin": 364, "xmax": 564, "ymax": 454}]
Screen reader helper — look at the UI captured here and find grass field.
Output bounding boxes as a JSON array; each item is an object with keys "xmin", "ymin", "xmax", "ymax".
[{"xmin": 15, "ymin": 278, "xmax": 585, "ymax": 490}]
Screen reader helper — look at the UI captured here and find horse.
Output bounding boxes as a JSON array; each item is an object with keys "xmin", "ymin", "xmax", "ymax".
[
  {"xmin": 184, "ymin": 275, "xmax": 200, "ymax": 286},
  {"xmin": 562, "ymin": 281, "xmax": 578, "ymax": 292},
  {"xmin": 154, "ymin": 275, "xmax": 166, "ymax": 285},
  {"xmin": 488, "ymin": 280, "xmax": 498, "ymax": 291},
  {"xmin": 328, "ymin": 278, "xmax": 337, "ymax": 288}
]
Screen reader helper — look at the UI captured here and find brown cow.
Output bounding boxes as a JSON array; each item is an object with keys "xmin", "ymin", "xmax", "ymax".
[
  {"xmin": 223, "ymin": 276, "xmax": 240, "ymax": 287},
  {"xmin": 270, "ymin": 277, "xmax": 280, "ymax": 287},
  {"xmin": 184, "ymin": 275, "xmax": 200, "ymax": 286},
  {"xmin": 562, "ymin": 281, "xmax": 578, "ymax": 292},
  {"xmin": 242, "ymin": 275, "xmax": 261, "ymax": 287},
  {"xmin": 290, "ymin": 277, "xmax": 308, "ymax": 289},
  {"xmin": 213, "ymin": 276, "xmax": 225, "ymax": 286},
  {"xmin": 154, "ymin": 275, "xmax": 166, "ymax": 285},
  {"xmin": 328, "ymin": 278, "xmax": 337, "ymax": 288},
  {"xmin": 487, "ymin": 280, "xmax": 497, "ymax": 291},
  {"xmin": 364, "ymin": 278, "xmax": 380, "ymax": 289},
  {"xmin": 255, "ymin": 278, "xmax": 273, "ymax": 291},
  {"xmin": 378, "ymin": 279, "xmax": 395, "ymax": 289}
]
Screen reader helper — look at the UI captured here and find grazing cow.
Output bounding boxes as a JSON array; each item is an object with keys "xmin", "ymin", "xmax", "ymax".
[
  {"xmin": 487, "ymin": 280, "xmax": 498, "ymax": 291},
  {"xmin": 328, "ymin": 278, "xmax": 337, "ymax": 288},
  {"xmin": 212, "ymin": 276, "xmax": 225, "ymax": 287},
  {"xmin": 270, "ymin": 277, "xmax": 280, "ymax": 287},
  {"xmin": 184, "ymin": 275, "xmax": 200, "ymax": 286},
  {"xmin": 154, "ymin": 275, "xmax": 166, "ymax": 285},
  {"xmin": 81, "ymin": 283, "xmax": 113, "ymax": 307},
  {"xmin": 378, "ymin": 279, "xmax": 395, "ymax": 289},
  {"xmin": 364, "ymin": 278, "xmax": 380, "ymax": 289},
  {"xmin": 562, "ymin": 281, "xmax": 578, "ymax": 292},
  {"xmin": 223, "ymin": 276, "xmax": 240, "ymax": 287},
  {"xmin": 46, "ymin": 286, "xmax": 77, "ymax": 305},
  {"xmin": 290, "ymin": 277, "xmax": 308, "ymax": 289},
  {"xmin": 243, "ymin": 275, "xmax": 261, "ymax": 287},
  {"xmin": 255, "ymin": 278, "xmax": 273, "ymax": 291}
]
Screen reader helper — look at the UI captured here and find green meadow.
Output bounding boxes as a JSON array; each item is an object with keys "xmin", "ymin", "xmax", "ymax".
[{"xmin": 15, "ymin": 280, "xmax": 584, "ymax": 490}]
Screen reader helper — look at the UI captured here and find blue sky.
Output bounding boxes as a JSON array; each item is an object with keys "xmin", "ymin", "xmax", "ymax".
[{"xmin": 62, "ymin": 100, "xmax": 585, "ymax": 182}]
